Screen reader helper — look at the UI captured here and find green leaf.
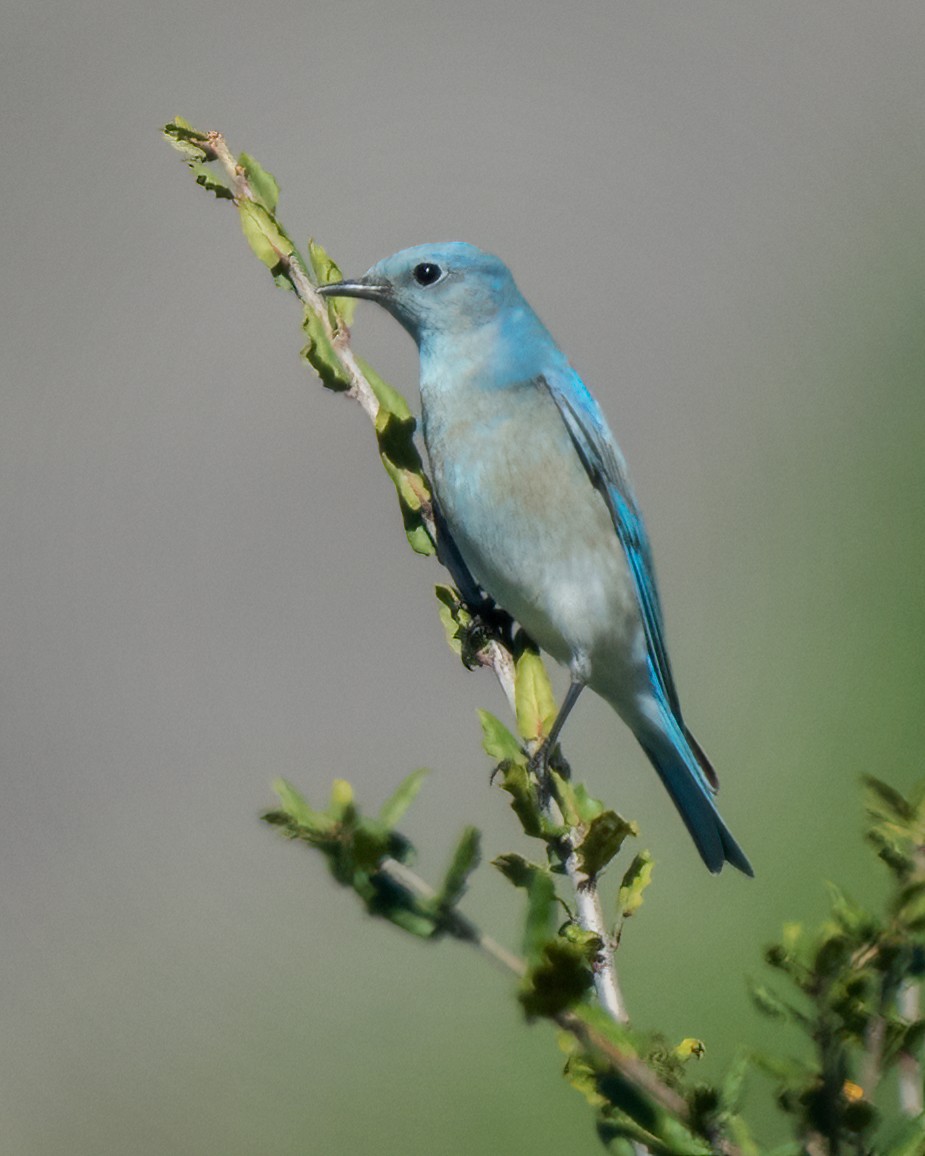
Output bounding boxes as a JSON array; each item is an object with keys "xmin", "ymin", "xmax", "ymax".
[
  {"xmin": 826, "ymin": 881, "xmax": 873, "ymax": 937},
  {"xmin": 570, "ymin": 1001, "xmax": 639, "ymax": 1053},
  {"xmin": 375, "ymin": 904, "xmax": 438, "ymax": 938},
  {"xmin": 749, "ymin": 1051, "xmax": 811, "ymax": 1085},
  {"xmin": 561, "ymin": 1045, "xmax": 607, "ymax": 1110},
  {"xmin": 478, "ymin": 709, "xmax": 525, "ymax": 766},
  {"xmin": 571, "ymin": 782, "xmax": 606, "ymax": 824},
  {"xmin": 492, "ymin": 853, "xmax": 557, "ymax": 964},
  {"xmin": 437, "ymin": 826, "xmax": 481, "ymax": 910},
  {"xmin": 618, "ymin": 852, "xmax": 654, "ymax": 918},
  {"xmin": 365, "ymin": 871, "xmax": 437, "ymax": 938},
  {"xmin": 435, "ymin": 585, "xmax": 470, "ymax": 656},
  {"xmin": 550, "ymin": 772, "xmax": 582, "ymax": 828},
  {"xmin": 375, "ymin": 412, "xmax": 427, "ymax": 505},
  {"xmin": 747, "ymin": 979, "xmax": 788, "ymax": 1019},
  {"xmin": 492, "ymin": 852, "xmax": 546, "ymax": 888},
  {"xmin": 188, "ymin": 160, "xmax": 233, "ymax": 200},
  {"xmin": 238, "ymin": 151, "xmax": 279, "ymax": 213},
  {"xmin": 899, "ymin": 1018, "xmax": 925, "ymax": 1056},
  {"xmin": 300, "ymin": 305, "xmax": 351, "ymax": 392},
  {"xmin": 162, "ymin": 118, "xmax": 211, "ymax": 162},
  {"xmin": 378, "ymin": 768, "xmax": 429, "ymax": 828},
  {"xmin": 238, "ymin": 200, "xmax": 294, "ymax": 270},
  {"xmin": 868, "ymin": 828, "xmax": 915, "ymax": 879},
  {"xmin": 307, "ymin": 236, "xmax": 343, "ymax": 285},
  {"xmin": 813, "ymin": 930, "xmax": 852, "ymax": 975},
  {"xmin": 353, "ymin": 356, "xmax": 435, "ymax": 556},
  {"xmin": 404, "ymin": 523, "xmax": 434, "ymax": 556},
  {"xmin": 163, "ymin": 121, "xmax": 233, "ymax": 200},
  {"xmin": 351, "ymin": 817, "xmax": 395, "ymax": 871},
  {"xmin": 864, "ymin": 776, "xmax": 916, "ymax": 823},
  {"xmin": 359, "ymin": 357, "xmax": 415, "ymax": 423},
  {"xmin": 329, "ymin": 778, "xmax": 354, "ymax": 815},
  {"xmin": 877, "ymin": 1111, "xmax": 925, "ymax": 1156},
  {"xmin": 597, "ymin": 1112, "xmax": 711, "ymax": 1156},
  {"xmin": 498, "ymin": 761, "xmax": 543, "ymax": 838},
  {"xmin": 561, "ymin": 922, "xmax": 604, "ymax": 962},
  {"xmin": 577, "ymin": 811, "xmax": 637, "ymax": 878},
  {"xmin": 269, "ymin": 778, "xmax": 332, "ymax": 835},
  {"xmin": 725, "ymin": 1116, "xmax": 761, "ymax": 1156},
  {"xmin": 374, "ymin": 415, "xmax": 423, "ymax": 483},
  {"xmin": 894, "ymin": 880, "xmax": 925, "ymax": 926},
  {"xmin": 308, "ymin": 237, "xmax": 356, "ymax": 328},
  {"xmin": 520, "ymin": 936, "xmax": 593, "ymax": 1018},
  {"xmin": 522, "ymin": 873, "xmax": 558, "ymax": 964},
  {"xmin": 514, "ymin": 647, "xmax": 557, "ymax": 743},
  {"xmin": 719, "ymin": 1048, "xmax": 751, "ymax": 1116}
]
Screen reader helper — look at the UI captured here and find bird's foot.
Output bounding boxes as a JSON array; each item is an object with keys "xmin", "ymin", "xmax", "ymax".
[
  {"xmin": 528, "ymin": 740, "xmax": 571, "ymax": 780},
  {"xmin": 527, "ymin": 739, "xmax": 571, "ymax": 802},
  {"xmin": 460, "ymin": 615, "xmax": 494, "ymax": 670},
  {"xmin": 460, "ymin": 599, "xmax": 514, "ymax": 670}
]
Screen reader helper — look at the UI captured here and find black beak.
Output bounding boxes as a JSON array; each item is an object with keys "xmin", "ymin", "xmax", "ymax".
[{"xmin": 317, "ymin": 277, "xmax": 391, "ymax": 301}]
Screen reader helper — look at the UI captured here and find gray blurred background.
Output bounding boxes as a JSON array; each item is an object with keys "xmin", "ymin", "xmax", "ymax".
[{"xmin": 3, "ymin": 3, "xmax": 925, "ymax": 1152}]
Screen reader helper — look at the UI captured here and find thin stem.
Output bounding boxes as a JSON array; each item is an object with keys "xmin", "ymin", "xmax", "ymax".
[
  {"xmin": 859, "ymin": 968, "xmax": 889, "ymax": 1102},
  {"xmin": 898, "ymin": 979, "xmax": 923, "ymax": 1117},
  {"xmin": 380, "ymin": 856, "xmax": 525, "ymax": 978},
  {"xmin": 859, "ymin": 1011, "xmax": 885, "ymax": 1101}
]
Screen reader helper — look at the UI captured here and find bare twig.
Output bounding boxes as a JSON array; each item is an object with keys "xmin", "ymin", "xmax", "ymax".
[
  {"xmin": 859, "ymin": 1008, "xmax": 886, "ymax": 1101},
  {"xmin": 205, "ymin": 130, "xmax": 253, "ymax": 200},
  {"xmin": 380, "ymin": 856, "xmax": 525, "ymax": 978},
  {"xmin": 898, "ymin": 980, "xmax": 923, "ymax": 1117}
]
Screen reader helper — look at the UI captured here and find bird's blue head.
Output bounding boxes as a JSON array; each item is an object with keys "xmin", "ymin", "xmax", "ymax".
[{"xmin": 318, "ymin": 242, "xmax": 523, "ymax": 346}]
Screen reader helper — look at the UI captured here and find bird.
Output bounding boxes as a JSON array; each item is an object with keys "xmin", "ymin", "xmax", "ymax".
[{"xmin": 318, "ymin": 243, "xmax": 752, "ymax": 876}]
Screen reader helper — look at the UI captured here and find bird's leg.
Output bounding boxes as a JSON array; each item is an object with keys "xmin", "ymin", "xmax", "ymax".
[{"xmin": 529, "ymin": 676, "xmax": 585, "ymax": 787}]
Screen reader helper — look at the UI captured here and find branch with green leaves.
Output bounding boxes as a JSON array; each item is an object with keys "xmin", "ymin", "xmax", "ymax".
[
  {"xmin": 261, "ymin": 768, "xmax": 735, "ymax": 1155},
  {"xmin": 747, "ymin": 777, "xmax": 925, "ymax": 1156},
  {"xmin": 164, "ymin": 120, "xmax": 925, "ymax": 1155},
  {"xmin": 161, "ymin": 117, "xmax": 637, "ymax": 1027}
]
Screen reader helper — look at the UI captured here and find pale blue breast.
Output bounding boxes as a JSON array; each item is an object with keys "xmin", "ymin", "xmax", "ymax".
[{"xmin": 421, "ymin": 372, "xmax": 646, "ymax": 703}]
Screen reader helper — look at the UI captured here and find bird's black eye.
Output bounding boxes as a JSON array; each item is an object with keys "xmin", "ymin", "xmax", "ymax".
[{"xmin": 412, "ymin": 262, "xmax": 443, "ymax": 286}]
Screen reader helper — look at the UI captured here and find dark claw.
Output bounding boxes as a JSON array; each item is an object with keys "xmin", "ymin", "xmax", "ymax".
[
  {"xmin": 461, "ymin": 614, "xmax": 495, "ymax": 670},
  {"xmin": 460, "ymin": 598, "xmax": 516, "ymax": 669},
  {"xmin": 528, "ymin": 739, "xmax": 571, "ymax": 782}
]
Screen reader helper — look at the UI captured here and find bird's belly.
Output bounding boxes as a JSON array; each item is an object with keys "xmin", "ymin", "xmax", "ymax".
[{"xmin": 425, "ymin": 393, "xmax": 646, "ymax": 695}]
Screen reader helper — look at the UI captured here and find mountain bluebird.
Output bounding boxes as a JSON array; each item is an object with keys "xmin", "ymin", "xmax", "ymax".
[{"xmin": 319, "ymin": 243, "xmax": 752, "ymax": 876}]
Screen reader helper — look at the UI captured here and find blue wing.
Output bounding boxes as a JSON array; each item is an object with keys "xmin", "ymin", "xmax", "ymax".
[
  {"xmin": 542, "ymin": 368, "xmax": 748, "ymax": 868},
  {"xmin": 541, "ymin": 369, "xmax": 684, "ymax": 721}
]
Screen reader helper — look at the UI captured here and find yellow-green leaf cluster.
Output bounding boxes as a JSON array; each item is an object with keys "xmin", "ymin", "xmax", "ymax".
[
  {"xmin": 513, "ymin": 647, "xmax": 556, "ymax": 743},
  {"xmin": 618, "ymin": 851, "xmax": 655, "ymax": 918}
]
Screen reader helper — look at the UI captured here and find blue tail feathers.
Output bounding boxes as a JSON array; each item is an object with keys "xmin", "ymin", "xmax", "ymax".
[{"xmin": 638, "ymin": 724, "xmax": 753, "ymax": 876}]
